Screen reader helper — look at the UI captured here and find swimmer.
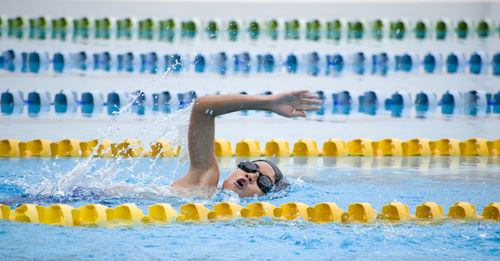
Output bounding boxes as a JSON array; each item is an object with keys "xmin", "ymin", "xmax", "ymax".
[{"xmin": 171, "ymin": 90, "xmax": 322, "ymax": 197}]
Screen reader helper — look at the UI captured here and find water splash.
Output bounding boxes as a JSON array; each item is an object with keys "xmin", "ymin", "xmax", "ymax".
[{"xmin": 13, "ymin": 62, "xmax": 195, "ymax": 202}]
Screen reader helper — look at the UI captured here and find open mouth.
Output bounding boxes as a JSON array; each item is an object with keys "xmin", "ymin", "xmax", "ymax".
[{"xmin": 235, "ymin": 178, "xmax": 247, "ymax": 189}]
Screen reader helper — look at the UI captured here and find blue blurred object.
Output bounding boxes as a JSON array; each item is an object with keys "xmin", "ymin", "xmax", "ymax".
[
  {"xmin": 131, "ymin": 90, "xmax": 146, "ymax": 115},
  {"xmin": 54, "ymin": 90, "xmax": 78, "ymax": 114},
  {"xmin": 469, "ymin": 53, "xmax": 483, "ymax": 74},
  {"xmin": 307, "ymin": 52, "xmax": 320, "ymax": 76},
  {"xmin": 359, "ymin": 91, "xmax": 379, "ymax": 115},
  {"xmin": 28, "ymin": 52, "xmax": 41, "ymax": 73},
  {"xmin": 331, "ymin": 54, "xmax": 344, "ymax": 74},
  {"xmin": 352, "ymin": 52, "xmax": 365, "ymax": 75},
  {"xmin": 81, "ymin": 91, "xmax": 104, "ymax": 116},
  {"xmin": 238, "ymin": 52, "xmax": 251, "ymax": 74},
  {"xmin": 216, "ymin": 52, "xmax": 227, "ymax": 75},
  {"xmin": 152, "ymin": 91, "xmax": 171, "ymax": 113},
  {"xmin": 141, "ymin": 52, "xmax": 158, "ymax": 74},
  {"xmin": 446, "ymin": 53, "xmax": 459, "ymax": 73},
  {"xmin": 193, "ymin": 54, "xmax": 206, "ymax": 73},
  {"xmin": 423, "ymin": 53, "xmax": 436, "ymax": 73},
  {"xmin": 262, "ymin": 53, "xmax": 275, "ymax": 73},
  {"xmin": 73, "ymin": 51, "xmax": 88, "ymax": 71},
  {"xmin": 165, "ymin": 53, "xmax": 182, "ymax": 73},
  {"xmin": 492, "ymin": 53, "xmax": 500, "ymax": 76},
  {"xmin": 286, "ymin": 54, "xmax": 298, "ymax": 73},
  {"xmin": 396, "ymin": 53, "xmax": 413, "ymax": 72},
  {"xmin": 27, "ymin": 90, "xmax": 50, "ymax": 117},
  {"xmin": 178, "ymin": 91, "xmax": 197, "ymax": 109},
  {"xmin": 53, "ymin": 52, "xmax": 66, "ymax": 73},
  {"xmin": 1, "ymin": 90, "xmax": 24, "ymax": 115},
  {"xmin": 107, "ymin": 91, "xmax": 128, "ymax": 115}
]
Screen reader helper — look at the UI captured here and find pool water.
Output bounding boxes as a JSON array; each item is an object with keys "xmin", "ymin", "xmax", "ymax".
[
  {"xmin": 1, "ymin": 157, "xmax": 499, "ymax": 260},
  {"xmin": 1, "ymin": 0, "xmax": 500, "ymax": 260}
]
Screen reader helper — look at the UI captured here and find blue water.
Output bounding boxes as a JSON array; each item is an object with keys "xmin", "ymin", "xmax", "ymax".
[{"xmin": 0, "ymin": 157, "xmax": 499, "ymax": 260}]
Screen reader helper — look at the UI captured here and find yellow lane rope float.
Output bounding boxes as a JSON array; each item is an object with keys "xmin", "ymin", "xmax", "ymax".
[
  {"xmin": 1, "ymin": 138, "xmax": 499, "ymax": 158},
  {"xmin": 0, "ymin": 202, "xmax": 498, "ymax": 227}
]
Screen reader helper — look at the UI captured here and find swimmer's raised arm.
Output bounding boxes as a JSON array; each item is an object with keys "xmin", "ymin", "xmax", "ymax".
[{"xmin": 170, "ymin": 90, "xmax": 321, "ymax": 191}]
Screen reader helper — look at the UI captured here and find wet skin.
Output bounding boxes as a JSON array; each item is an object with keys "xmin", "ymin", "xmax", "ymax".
[{"xmin": 170, "ymin": 91, "xmax": 321, "ymax": 197}]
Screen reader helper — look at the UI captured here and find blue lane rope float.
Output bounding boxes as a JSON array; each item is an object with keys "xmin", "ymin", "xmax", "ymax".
[
  {"xmin": 0, "ymin": 201, "xmax": 498, "ymax": 227},
  {"xmin": 1, "ymin": 138, "xmax": 499, "ymax": 158},
  {"xmin": 1, "ymin": 49, "xmax": 500, "ymax": 76},
  {"xmin": 2, "ymin": 16, "xmax": 499, "ymax": 41},
  {"xmin": 2, "ymin": 89, "xmax": 499, "ymax": 117}
]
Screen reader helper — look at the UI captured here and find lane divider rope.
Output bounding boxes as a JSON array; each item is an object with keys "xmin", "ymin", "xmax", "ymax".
[
  {"xmin": 3, "ymin": 89, "xmax": 500, "ymax": 117},
  {"xmin": 1, "ymin": 137, "xmax": 499, "ymax": 157},
  {"xmin": 2, "ymin": 49, "xmax": 499, "ymax": 76},
  {"xmin": 0, "ymin": 201, "xmax": 498, "ymax": 227},
  {"xmin": 2, "ymin": 16, "xmax": 498, "ymax": 41}
]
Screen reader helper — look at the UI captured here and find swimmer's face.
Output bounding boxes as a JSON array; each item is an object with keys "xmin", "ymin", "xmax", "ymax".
[{"xmin": 222, "ymin": 161, "xmax": 276, "ymax": 198}]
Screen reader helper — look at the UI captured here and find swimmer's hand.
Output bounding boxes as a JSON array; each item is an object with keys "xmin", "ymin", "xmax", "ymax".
[{"xmin": 270, "ymin": 90, "xmax": 322, "ymax": 117}]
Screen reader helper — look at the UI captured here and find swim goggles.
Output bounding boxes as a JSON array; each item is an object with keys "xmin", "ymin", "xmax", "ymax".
[{"xmin": 237, "ymin": 160, "xmax": 274, "ymax": 193}]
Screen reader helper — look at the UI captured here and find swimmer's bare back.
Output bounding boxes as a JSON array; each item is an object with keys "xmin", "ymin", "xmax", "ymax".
[{"xmin": 170, "ymin": 90, "xmax": 321, "ymax": 196}]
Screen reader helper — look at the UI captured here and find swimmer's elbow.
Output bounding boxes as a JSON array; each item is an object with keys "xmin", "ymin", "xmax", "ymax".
[
  {"xmin": 193, "ymin": 97, "xmax": 209, "ymax": 110},
  {"xmin": 192, "ymin": 97, "xmax": 216, "ymax": 117}
]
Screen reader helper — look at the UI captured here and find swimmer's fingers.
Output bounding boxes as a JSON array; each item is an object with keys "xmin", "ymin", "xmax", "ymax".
[
  {"xmin": 292, "ymin": 90, "xmax": 319, "ymax": 99},
  {"xmin": 291, "ymin": 106, "xmax": 320, "ymax": 117},
  {"xmin": 300, "ymin": 98, "xmax": 322, "ymax": 105},
  {"xmin": 292, "ymin": 90, "xmax": 311, "ymax": 96},
  {"xmin": 299, "ymin": 93, "xmax": 319, "ymax": 99},
  {"xmin": 298, "ymin": 105, "xmax": 321, "ymax": 111},
  {"xmin": 290, "ymin": 110, "xmax": 307, "ymax": 117}
]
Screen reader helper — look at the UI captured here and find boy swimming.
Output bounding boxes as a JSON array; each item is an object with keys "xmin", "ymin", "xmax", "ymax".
[{"xmin": 171, "ymin": 90, "xmax": 321, "ymax": 197}]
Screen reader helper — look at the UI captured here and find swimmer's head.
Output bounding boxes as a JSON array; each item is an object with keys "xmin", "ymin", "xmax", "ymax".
[{"xmin": 222, "ymin": 159, "xmax": 289, "ymax": 198}]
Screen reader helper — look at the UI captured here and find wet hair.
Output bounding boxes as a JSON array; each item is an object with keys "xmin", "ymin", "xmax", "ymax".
[{"xmin": 252, "ymin": 159, "xmax": 290, "ymax": 193}]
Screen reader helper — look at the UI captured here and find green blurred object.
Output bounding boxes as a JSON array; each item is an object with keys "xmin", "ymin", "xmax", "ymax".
[
  {"xmin": 8, "ymin": 16, "xmax": 25, "ymax": 39},
  {"xmin": 29, "ymin": 17, "xmax": 36, "ymax": 39},
  {"xmin": 476, "ymin": 20, "xmax": 490, "ymax": 38},
  {"xmin": 267, "ymin": 19, "xmax": 278, "ymax": 40},
  {"xmin": 248, "ymin": 20, "xmax": 259, "ymax": 40},
  {"xmin": 206, "ymin": 20, "xmax": 218, "ymax": 39},
  {"xmin": 95, "ymin": 18, "xmax": 111, "ymax": 39},
  {"xmin": 435, "ymin": 20, "xmax": 447, "ymax": 40},
  {"xmin": 372, "ymin": 19, "xmax": 384, "ymax": 40},
  {"xmin": 117, "ymin": 18, "xmax": 133, "ymax": 39},
  {"xmin": 326, "ymin": 20, "xmax": 342, "ymax": 40},
  {"xmin": 455, "ymin": 20, "xmax": 469, "ymax": 39},
  {"xmin": 139, "ymin": 18, "xmax": 154, "ymax": 40},
  {"xmin": 38, "ymin": 17, "xmax": 47, "ymax": 39},
  {"xmin": 306, "ymin": 19, "xmax": 320, "ymax": 41},
  {"xmin": 352, "ymin": 21, "xmax": 364, "ymax": 39},
  {"xmin": 73, "ymin": 17, "xmax": 90, "ymax": 39},
  {"xmin": 181, "ymin": 20, "xmax": 196, "ymax": 39},
  {"xmin": 347, "ymin": 21, "xmax": 353, "ymax": 38},
  {"xmin": 285, "ymin": 19, "xmax": 300, "ymax": 40},
  {"xmin": 51, "ymin": 17, "xmax": 68, "ymax": 40},
  {"xmin": 391, "ymin": 20, "xmax": 406, "ymax": 39},
  {"xmin": 95, "ymin": 19, "xmax": 101, "ymax": 38},
  {"xmin": 159, "ymin": 19, "xmax": 175, "ymax": 42},
  {"xmin": 227, "ymin": 20, "xmax": 239, "ymax": 41},
  {"xmin": 414, "ymin": 21, "xmax": 427, "ymax": 39}
]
